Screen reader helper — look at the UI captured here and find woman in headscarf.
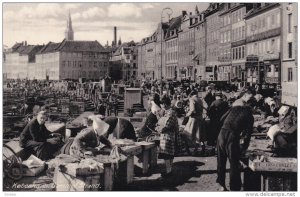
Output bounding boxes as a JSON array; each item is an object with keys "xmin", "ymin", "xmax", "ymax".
[
  {"xmin": 138, "ymin": 93, "xmax": 162, "ymax": 140},
  {"xmin": 184, "ymin": 91, "xmax": 206, "ymax": 155}
]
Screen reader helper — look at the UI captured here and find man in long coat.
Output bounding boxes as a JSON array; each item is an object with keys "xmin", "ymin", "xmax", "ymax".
[
  {"xmin": 216, "ymin": 106, "xmax": 254, "ymax": 191},
  {"xmin": 207, "ymin": 92, "xmax": 229, "ymax": 146}
]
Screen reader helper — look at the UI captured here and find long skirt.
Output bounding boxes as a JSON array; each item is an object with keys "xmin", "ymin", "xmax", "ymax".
[
  {"xmin": 24, "ymin": 140, "xmax": 63, "ymax": 161},
  {"xmin": 158, "ymin": 132, "xmax": 175, "ymax": 159},
  {"xmin": 184, "ymin": 116, "xmax": 205, "ymax": 143}
]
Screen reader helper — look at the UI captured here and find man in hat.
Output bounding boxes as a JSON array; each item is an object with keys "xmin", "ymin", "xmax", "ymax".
[{"xmin": 207, "ymin": 92, "xmax": 229, "ymax": 147}]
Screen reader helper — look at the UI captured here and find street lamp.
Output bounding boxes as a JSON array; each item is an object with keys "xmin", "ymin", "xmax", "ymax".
[{"xmin": 160, "ymin": 7, "xmax": 173, "ymax": 95}]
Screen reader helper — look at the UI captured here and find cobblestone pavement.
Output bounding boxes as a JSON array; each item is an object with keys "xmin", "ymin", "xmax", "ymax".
[{"xmin": 116, "ymin": 155, "xmax": 232, "ymax": 191}]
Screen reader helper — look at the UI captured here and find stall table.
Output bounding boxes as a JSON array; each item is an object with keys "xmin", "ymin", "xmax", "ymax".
[{"xmin": 243, "ymin": 138, "xmax": 297, "ymax": 191}]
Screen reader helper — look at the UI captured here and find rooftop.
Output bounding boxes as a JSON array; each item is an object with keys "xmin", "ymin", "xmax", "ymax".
[{"xmin": 37, "ymin": 39, "xmax": 108, "ymax": 54}]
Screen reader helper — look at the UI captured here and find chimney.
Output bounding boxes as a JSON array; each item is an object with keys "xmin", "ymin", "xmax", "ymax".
[
  {"xmin": 25, "ymin": 41, "xmax": 27, "ymax": 46},
  {"xmin": 182, "ymin": 11, "xmax": 187, "ymax": 16},
  {"xmin": 114, "ymin": 26, "xmax": 117, "ymax": 47}
]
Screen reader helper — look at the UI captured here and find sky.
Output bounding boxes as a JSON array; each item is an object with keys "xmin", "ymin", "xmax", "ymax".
[{"xmin": 3, "ymin": 2, "xmax": 209, "ymax": 48}]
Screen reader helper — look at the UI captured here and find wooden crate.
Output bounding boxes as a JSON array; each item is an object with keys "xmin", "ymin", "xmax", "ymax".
[
  {"xmin": 249, "ymin": 158, "xmax": 297, "ymax": 172},
  {"xmin": 260, "ymin": 172, "xmax": 297, "ymax": 191},
  {"xmin": 135, "ymin": 141, "xmax": 157, "ymax": 174},
  {"xmin": 243, "ymin": 157, "xmax": 297, "ymax": 191},
  {"xmin": 54, "ymin": 162, "xmax": 115, "ymax": 191},
  {"xmin": 121, "ymin": 144, "xmax": 142, "ymax": 184}
]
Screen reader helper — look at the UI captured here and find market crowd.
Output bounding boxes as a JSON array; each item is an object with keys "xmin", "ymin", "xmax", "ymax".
[
  {"xmin": 11, "ymin": 78, "xmax": 297, "ymax": 191},
  {"xmin": 138, "ymin": 80, "xmax": 297, "ymax": 190}
]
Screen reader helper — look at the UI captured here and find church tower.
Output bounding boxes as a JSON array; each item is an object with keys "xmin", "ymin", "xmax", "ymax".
[{"xmin": 65, "ymin": 11, "xmax": 74, "ymax": 41}]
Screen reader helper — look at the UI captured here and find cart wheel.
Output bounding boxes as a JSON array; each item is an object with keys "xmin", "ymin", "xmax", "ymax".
[{"xmin": 3, "ymin": 144, "xmax": 23, "ymax": 180}]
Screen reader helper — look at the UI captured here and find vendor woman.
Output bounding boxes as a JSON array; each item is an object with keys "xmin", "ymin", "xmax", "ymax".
[
  {"xmin": 20, "ymin": 111, "xmax": 63, "ymax": 161},
  {"xmin": 68, "ymin": 116, "xmax": 113, "ymax": 157},
  {"xmin": 156, "ymin": 96, "xmax": 179, "ymax": 177}
]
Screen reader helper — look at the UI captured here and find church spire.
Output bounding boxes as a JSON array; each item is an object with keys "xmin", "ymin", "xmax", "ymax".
[
  {"xmin": 65, "ymin": 10, "xmax": 74, "ymax": 41},
  {"xmin": 195, "ymin": 5, "xmax": 199, "ymax": 14}
]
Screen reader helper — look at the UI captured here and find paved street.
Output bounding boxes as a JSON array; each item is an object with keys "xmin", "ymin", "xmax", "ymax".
[{"xmin": 117, "ymin": 156, "xmax": 231, "ymax": 191}]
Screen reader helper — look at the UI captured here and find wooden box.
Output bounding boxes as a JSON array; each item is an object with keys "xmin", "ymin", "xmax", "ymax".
[{"xmin": 249, "ymin": 158, "xmax": 297, "ymax": 172}]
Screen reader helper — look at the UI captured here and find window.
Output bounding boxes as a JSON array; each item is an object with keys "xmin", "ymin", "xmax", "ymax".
[
  {"xmin": 238, "ymin": 47, "xmax": 241, "ymax": 59},
  {"xmin": 288, "ymin": 42, "xmax": 293, "ymax": 58},
  {"xmin": 271, "ymin": 39, "xmax": 275, "ymax": 51},
  {"xmin": 232, "ymin": 48, "xmax": 235, "ymax": 60},
  {"xmin": 258, "ymin": 19, "xmax": 261, "ymax": 30},
  {"xmin": 288, "ymin": 68, "xmax": 293, "ymax": 81},
  {"xmin": 271, "ymin": 14, "xmax": 275, "ymax": 25},
  {"xmin": 262, "ymin": 18, "xmax": 266, "ymax": 29},
  {"xmin": 221, "ymin": 33, "xmax": 224, "ymax": 43},
  {"xmin": 242, "ymin": 26, "xmax": 245, "ymax": 39},
  {"xmin": 242, "ymin": 46, "xmax": 245, "ymax": 58},
  {"xmin": 288, "ymin": 14, "xmax": 292, "ymax": 33},
  {"xmin": 275, "ymin": 65, "xmax": 279, "ymax": 72}
]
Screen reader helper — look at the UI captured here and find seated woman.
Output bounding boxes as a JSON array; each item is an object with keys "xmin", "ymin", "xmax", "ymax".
[
  {"xmin": 62, "ymin": 114, "xmax": 137, "ymax": 156},
  {"xmin": 272, "ymin": 107, "xmax": 297, "ymax": 157},
  {"xmin": 19, "ymin": 111, "xmax": 64, "ymax": 161}
]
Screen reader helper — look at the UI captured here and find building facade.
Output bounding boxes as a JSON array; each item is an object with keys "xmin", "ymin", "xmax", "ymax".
[
  {"xmin": 205, "ymin": 4, "xmax": 221, "ymax": 81},
  {"xmin": 245, "ymin": 3, "xmax": 282, "ymax": 85},
  {"xmin": 231, "ymin": 4, "xmax": 247, "ymax": 85},
  {"xmin": 165, "ymin": 16, "xmax": 181, "ymax": 79},
  {"xmin": 218, "ymin": 3, "xmax": 233, "ymax": 81},
  {"xmin": 178, "ymin": 11, "xmax": 197, "ymax": 80},
  {"xmin": 4, "ymin": 42, "xmax": 43, "ymax": 79},
  {"xmin": 109, "ymin": 41, "xmax": 138, "ymax": 81},
  {"xmin": 137, "ymin": 34, "xmax": 157, "ymax": 80},
  {"xmin": 193, "ymin": 12, "xmax": 206, "ymax": 81},
  {"xmin": 281, "ymin": 2, "xmax": 298, "ymax": 106},
  {"xmin": 33, "ymin": 39, "xmax": 109, "ymax": 80}
]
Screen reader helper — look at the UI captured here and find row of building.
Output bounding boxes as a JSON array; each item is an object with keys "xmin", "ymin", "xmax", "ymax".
[
  {"xmin": 3, "ymin": 3, "xmax": 297, "ymax": 106},
  {"xmin": 3, "ymin": 12, "xmax": 139, "ymax": 82},
  {"xmin": 137, "ymin": 2, "xmax": 297, "ymax": 91}
]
